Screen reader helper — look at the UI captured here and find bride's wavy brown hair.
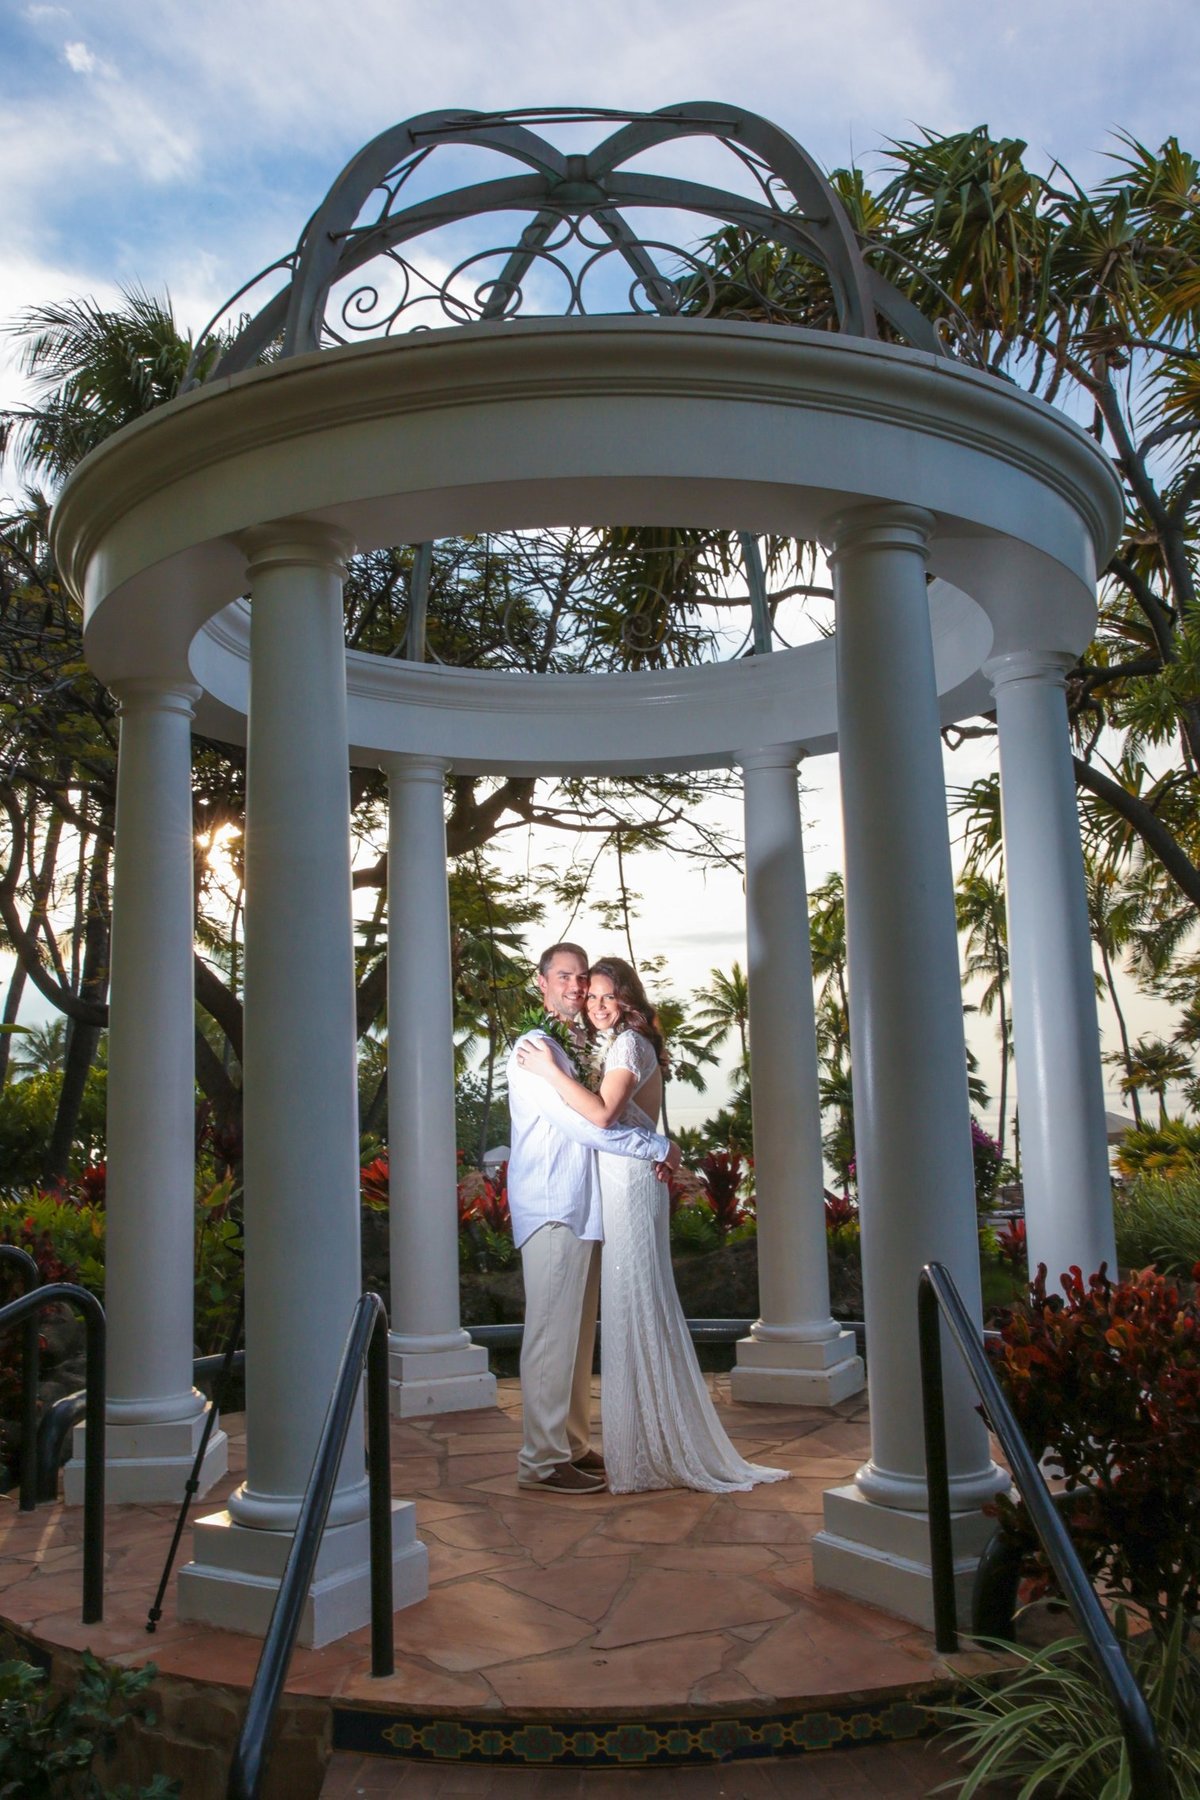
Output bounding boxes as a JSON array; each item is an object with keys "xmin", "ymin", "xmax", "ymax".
[{"xmin": 588, "ymin": 957, "xmax": 669, "ymax": 1072}]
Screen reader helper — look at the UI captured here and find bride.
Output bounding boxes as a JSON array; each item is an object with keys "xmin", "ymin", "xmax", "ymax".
[{"xmin": 516, "ymin": 956, "xmax": 788, "ymax": 1495}]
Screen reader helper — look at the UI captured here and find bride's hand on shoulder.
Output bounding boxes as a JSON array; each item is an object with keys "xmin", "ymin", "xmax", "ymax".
[{"xmin": 516, "ymin": 1035, "xmax": 557, "ymax": 1079}]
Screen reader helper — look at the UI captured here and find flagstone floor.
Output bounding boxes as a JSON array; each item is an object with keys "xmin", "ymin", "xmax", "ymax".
[{"xmin": 0, "ymin": 1377, "xmax": 1002, "ymax": 1795}]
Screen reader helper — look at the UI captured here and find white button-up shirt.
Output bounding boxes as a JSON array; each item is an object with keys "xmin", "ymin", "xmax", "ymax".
[{"xmin": 505, "ymin": 1030, "xmax": 670, "ymax": 1249}]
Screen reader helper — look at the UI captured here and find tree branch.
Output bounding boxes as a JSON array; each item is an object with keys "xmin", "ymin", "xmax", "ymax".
[{"xmin": 1072, "ymin": 757, "xmax": 1200, "ymax": 910}]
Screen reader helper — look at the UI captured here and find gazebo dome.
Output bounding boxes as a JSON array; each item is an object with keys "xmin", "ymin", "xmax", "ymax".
[{"xmin": 191, "ymin": 103, "xmax": 972, "ymax": 383}]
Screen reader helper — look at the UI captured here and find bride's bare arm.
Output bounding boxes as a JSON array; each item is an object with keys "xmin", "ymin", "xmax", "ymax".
[{"xmin": 515, "ymin": 1034, "xmax": 637, "ymax": 1126}]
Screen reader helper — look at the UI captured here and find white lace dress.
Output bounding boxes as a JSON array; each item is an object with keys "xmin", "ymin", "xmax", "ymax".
[{"xmin": 598, "ymin": 1029, "xmax": 789, "ymax": 1494}]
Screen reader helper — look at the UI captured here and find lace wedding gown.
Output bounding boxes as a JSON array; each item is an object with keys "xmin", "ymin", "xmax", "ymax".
[{"xmin": 598, "ymin": 1029, "xmax": 789, "ymax": 1494}]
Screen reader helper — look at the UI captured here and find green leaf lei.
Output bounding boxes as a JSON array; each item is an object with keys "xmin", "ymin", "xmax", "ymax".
[{"xmin": 512, "ymin": 1001, "xmax": 601, "ymax": 1090}]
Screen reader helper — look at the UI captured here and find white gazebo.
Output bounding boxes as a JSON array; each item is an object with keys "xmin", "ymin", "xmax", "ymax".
[{"xmin": 51, "ymin": 105, "xmax": 1122, "ymax": 1645}]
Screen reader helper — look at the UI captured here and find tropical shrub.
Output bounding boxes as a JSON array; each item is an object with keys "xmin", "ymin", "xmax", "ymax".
[
  {"xmin": 1114, "ymin": 1171, "xmax": 1200, "ymax": 1276},
  {"xmin": 1115, "ymin": 1121, "xmax": 1200, "ymax": 1180},
  {"xmin": 669, "ymin": 1200, "xmax": 720, "ymax": 1255},
  {"xmin": 987, "ymin": 1263, "xmax": 1200, "ymax": 1635},
  {"xmin": 0, "ymin": 1066, "xmax": 108, "ymax": 1191},
  {"xmin": 0, "ymin": 1646, "xmax": 180, "ymax": 1798},
  {"xmin": 698, "ymin": 1150, "xmax": 754, "ymax": 1242},
  {"xmin": 457, "ymin": 1164, "xmax": 517, "ymax": 1270},
  {"xmin": 938, "ymin": 1609, "xmax": 1200, "ymax": 1799},
  {"xmin": 970, "ymin": 1118, "xmax": 1005, "ymax": 1207}
]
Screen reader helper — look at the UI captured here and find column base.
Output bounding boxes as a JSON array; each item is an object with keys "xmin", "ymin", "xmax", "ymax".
[
  {"xmin": 177, "ymin": 1499, "xmax": 428, "ymax": 1647},
  {"xmin": 729, "ymin": 1331, "xmax": 865, "ymax": 1406},
  {"xmin": 811, "ymin": 1482, "xmax": 1003, "ymax": 1631},
  {"xmin": 389, "ymin": 1342, "xmax": 497, "ymax": 1418},
  {"xmin": 63, "ymin": 1403, "xmax": 228, "ymax": 1506}
]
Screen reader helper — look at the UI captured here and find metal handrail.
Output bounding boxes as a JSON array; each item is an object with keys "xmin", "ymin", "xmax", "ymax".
[
  {"xmin": 0, "ymin": 1244, "xmax": 42, "ymax": 1510},
  {"xmin": 227, "ymin": 1292, "xmax": 395, "ymax": 1800},
  {"xmin": 0, "ymin": 1282, "xmax": 106, "ymax": 1622},
  {"xmin": 917, "ymin": 1260, "xmax": 1168, "ymax": 1799}
]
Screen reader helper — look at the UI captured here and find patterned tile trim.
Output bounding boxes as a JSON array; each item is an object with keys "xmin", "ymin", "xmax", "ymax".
[{"xmin": 332, "ymin": 1691, "xmax": 945, "ymax": 1768}]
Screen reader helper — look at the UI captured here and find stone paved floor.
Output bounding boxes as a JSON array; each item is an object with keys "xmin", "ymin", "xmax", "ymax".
[{"xmin": 0, "ymin": 1377, "xmax": 1001, "ymax": 1794}]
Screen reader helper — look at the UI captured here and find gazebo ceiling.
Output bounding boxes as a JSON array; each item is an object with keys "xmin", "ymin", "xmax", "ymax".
[{"xmin": 54, "ymin": 312, "xmax": 1122, "ymax": 776}]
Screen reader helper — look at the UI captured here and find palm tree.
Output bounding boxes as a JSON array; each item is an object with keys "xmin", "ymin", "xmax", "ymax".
[
  {"xmin": 690, "ymin": 962, "xmax": 750, "ymax": 1072},
  {"xmin": 1084, "ymin": 856, "xmax": 1147, "ymax": 1127},
  {"xmin": 654, "ymin": 993, "xmax": 719, "ymax": 1136},
  {"xmin": 956, "ymin": 871, "xmax": 1012, "ymax": 1160},
  {"xmin": 2, "ymin": 288, "xmax": 216, "ymax": 483},
  {"xmin": 1120, "ymin": 1036, "xmax": 1195, "ymax": 1128},
  {"xmin": 8, "ymin": 1017, "xmax": 68, "ymax": 1079}
]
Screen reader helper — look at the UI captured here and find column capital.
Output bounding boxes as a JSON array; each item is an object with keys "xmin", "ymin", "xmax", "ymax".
[
  {"xmin": 382, "ymin": 753, "xmax": 451, "ymax": 781},
  {"xmin": 735, "ymin": 742, "xmax": 805, "ymax": 774},
  {"xmin": 237, "ymin": 517, "xmax": 355, "ymax": 580},
  {"xmin": 109, "ymin": 676, "xmax": 201, "ymax": 719},
  {"xmin": 983, "ymin": 648, "xmax": 1076, "ymax": 694},
  {"xmin": 823, "ymin": 503, "xmax": 935, "ymax": 563}
]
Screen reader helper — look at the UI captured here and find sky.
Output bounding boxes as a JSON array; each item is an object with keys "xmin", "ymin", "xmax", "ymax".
[{"xmin": 2, "ymin": 0, "xmax": 1195, "ymax": 1132}]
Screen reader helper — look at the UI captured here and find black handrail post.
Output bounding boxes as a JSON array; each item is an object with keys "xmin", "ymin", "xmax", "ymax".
[
  {"xmin": 918, "ymin": 1261, "xmax": 1170, "ymax": 1800},
  {"xmin": 80, "ymin": 1289, "xmax": 106, "ymax": 1624},
  {"xmin": 228, "ymin": 1292, "xmax": 393, "ymax": 1800},
  {"xmin": 0, "ymin": 1245, "xmax": 42, "ymax": 1512},
  {"xmin": 366, "ymin": 1311, "xmax": 395, "ymax": 1678},
  {"xmin": 917, "ymin": 1269, "xmax": 959, "ymax": 1653}
]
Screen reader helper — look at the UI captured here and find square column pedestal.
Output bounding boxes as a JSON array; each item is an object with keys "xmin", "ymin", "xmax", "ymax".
[
  {"xmin": 177, "ymin": 1501, "xmax": 429, "ymax": 1648},
  {"xmin": 812, "ymin": 1484, "xmax": 1000, "ymax": 1630},
  {"xmin": 389, "ymin": 1342, "xmax": 497, "ymax": 1418},
  {"xmin": 730, "ymin": 1331, "xmax": 864, "ymax": 1406},
  {"xmin": 64, "ymin": 1406, "xmax": 228, "ymax": 1506}
]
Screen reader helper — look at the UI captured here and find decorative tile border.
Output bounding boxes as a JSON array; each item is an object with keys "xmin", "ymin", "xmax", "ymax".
[{"xmin": 332, "ymin": 1691, "xmax": 945, "ymax": 1769}]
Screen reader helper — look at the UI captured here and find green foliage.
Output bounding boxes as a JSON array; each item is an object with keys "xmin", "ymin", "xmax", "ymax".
[
  {"xmin": 0, "ymin": 1646, "xmax": 180, "ymax": 1798},
  {"xmin": 0, "ymin": 1191, "xmax": 105, "ymax": 1296},
  {"xmin": 1114, "ymin": 1170, "xmax": 1200, "ymax": 1274},
  {"xmin": 0, "ymin": 1069, "xmax": 107, "ymax": 1192},
  {"xmin": 192, "ymin": 1176, "xmax": 243, "ymax": 1357},
  {"xmin": 1115, "ymin": 1120, "xmax": 1200, "ymax": 1179},
  {"xmin": 0, "ymin": 1181, "xmax": 243, "ymax": 1357},
  {"xmin": 936, "ymin": 1610, "xmax": 1200, "ymax": 1798},
  {"xmin": 989, "ymin": 1264, "xmax": 1200, "ymax": 1634},
  {"xmin": 669, "ymin": 1202, "xmax": 720, "ymax": 1256}
]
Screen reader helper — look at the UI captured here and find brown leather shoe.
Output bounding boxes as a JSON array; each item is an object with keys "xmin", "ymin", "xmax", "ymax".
[
  {"xmin": 518, "ymin": 1461, "xmax": 607, "ymax": 1494},
  {"xmin": 572, "ymin": 1448, "xmax": 607, "ymax": 1476}
]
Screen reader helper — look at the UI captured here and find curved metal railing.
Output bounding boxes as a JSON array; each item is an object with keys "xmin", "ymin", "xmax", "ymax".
[
  {"xmin": 227, "ymin": 1292, "xmax": 395, "ymax": 1800},
  {"xmin": 0, "ymin": 1280, "xmax": 106, "ymax": 1621},
  {"xmin": 917, "ymin": 1260, "xmax": 1168, "ymax": 1799}
]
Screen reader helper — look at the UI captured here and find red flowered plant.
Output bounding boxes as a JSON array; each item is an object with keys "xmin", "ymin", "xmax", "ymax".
[
  {"xmin": 699, "ymin": 1150, "xmax": 751, "ymax": 1241},
  {"xmin": 360, "ymin": 1156, "xmax": 390, "ymax": 1211},
  {"xmin": 988, "ymin": 1261, "xmax": 1200, "ymax": 1634},
  {"xmin": 995, "ymin": 1216, "xmax": 1027, "ymax": 1271},
  {"xmin": 824, "ymin": 1191, "xmax": 858, "ymax": 1232},
  {"xmin": 76, "ymin": 1162, "xmax": 107, "ymax": 1208}
]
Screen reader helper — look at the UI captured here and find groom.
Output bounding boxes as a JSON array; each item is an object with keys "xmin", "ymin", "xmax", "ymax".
[{"xmin": 507, "ymin": 942, "xmax": 679, "ymax": 1494}]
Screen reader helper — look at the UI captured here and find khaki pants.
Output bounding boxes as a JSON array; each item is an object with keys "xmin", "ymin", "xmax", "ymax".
[{"xmin": 518, "ymin": 1223, "xmax": 600, "ymax": 1480}]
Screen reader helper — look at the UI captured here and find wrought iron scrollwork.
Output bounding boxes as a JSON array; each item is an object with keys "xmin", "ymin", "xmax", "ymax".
[{"xmin": 191, "ymin": 104, "xmax": 970, "ymax": 379}]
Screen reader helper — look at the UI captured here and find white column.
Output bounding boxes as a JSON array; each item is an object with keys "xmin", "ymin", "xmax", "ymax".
[
  {"xmin": 730, "ymin": 745, "xmax": 863, "ymax": 1406},
  {"xmin": 179, "ymin": 522, "xmax": 426, "ymax": 1646},
  {"xmin": 65, "ymin": 679, "xmax": 227, "ymax": 1505},
  {"xmin": 986, "ymin": 650, "xmax": 1115, "ymax": 1285},
  {"xmin": 385, "ymin": 755, "xmax": 495, "ymax": 1416},
  {"xmin": 811, "ymin": 506, "xmax": 1006, "ymax": 1631}
]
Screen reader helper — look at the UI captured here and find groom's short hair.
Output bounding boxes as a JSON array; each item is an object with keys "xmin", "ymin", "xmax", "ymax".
[{"xmin": 537, "ymin": 942, "xmax": 588, "ymax": 976}]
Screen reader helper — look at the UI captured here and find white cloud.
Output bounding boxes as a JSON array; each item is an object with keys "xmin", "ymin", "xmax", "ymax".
[{"xmin": 63, "ymin": 38, "xmax": 98, "ymax": 74}]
